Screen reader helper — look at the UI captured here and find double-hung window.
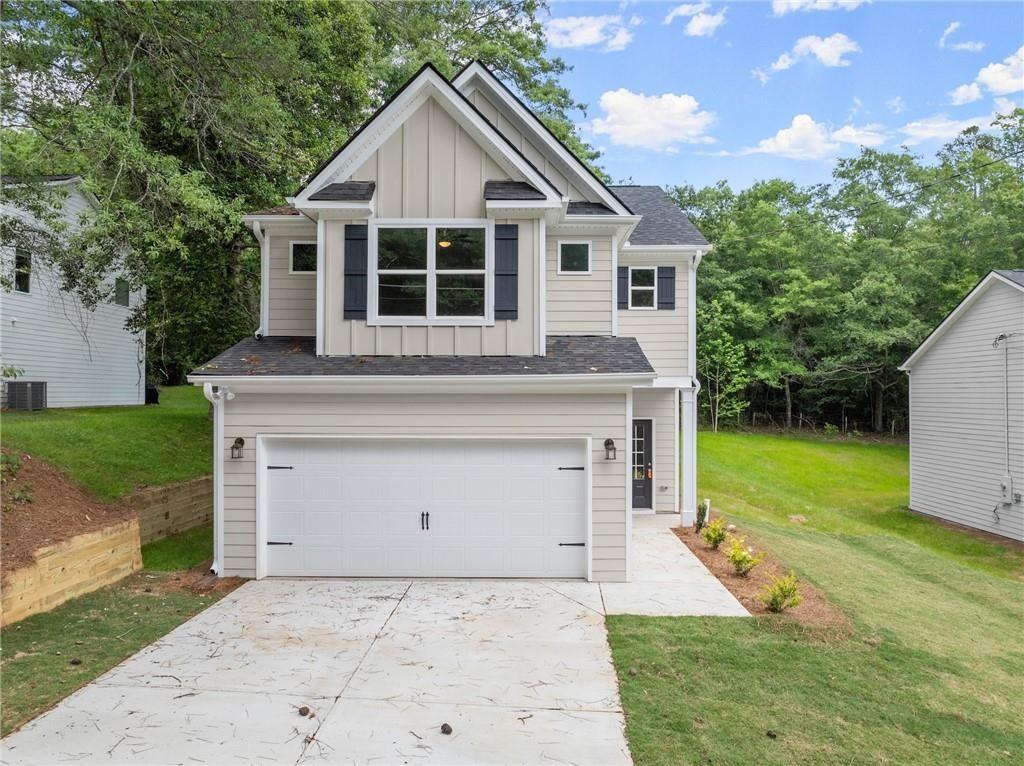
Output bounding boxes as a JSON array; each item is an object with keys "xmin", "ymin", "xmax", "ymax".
[
  {"xmin": 628, "ymin": 267, "xmax": 656, "ymax": 309},
  {"xmin": 371, "ymin": 221, "xmax": 492, "ymax": 325},
  {"xmin": 14, "ymin": 250, "xmax": 31, "ymax": 293}
]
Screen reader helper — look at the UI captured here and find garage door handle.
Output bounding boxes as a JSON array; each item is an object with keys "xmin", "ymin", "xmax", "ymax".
[
  {"xmin": 420, "ymin": 512, "xmax": 425, "ymax": 531},
  {"xmin": 267, "ymin": 465, "xmax": 293, "ymax": 470},
  {"xmin": 425, "ymin": 511, "xmax": 430, "ymax": 530},
  {"xmin": 267, "ymin": 541, "xmax": 293, "ymax": 546},
  {"xmin": 558, "ymin": 466, "xmax": 585, "ymax": 471},
  {"xmin": 559, "ymin": 542, "xmax": 586, "ymax": 547}
]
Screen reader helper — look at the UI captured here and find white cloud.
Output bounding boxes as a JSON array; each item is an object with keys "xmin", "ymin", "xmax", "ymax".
[
  {"xmin": 663, "ymin": 3, "xmax": 727, "ymax": 37},
  {"xmin": 994, "ymin": 97, "xmax": 1019, "ymax": 115},
  {"xmin": 761, "ymin": 33, "xmax": 861, "ymax": 80},
  {"xmin": 949, "ymin": 82, "xmax": 982, "ymax": 105},
  {"xmin": 938, "ymin": 21, "xmax": 985, "ymax": 52},
  {"xmin": 976, "ymin": 46, "xmax": 1024, "ymax": 95},
  {"xmin": 663, "ymin": 3, "xmax": 708, "ymax": 24},
  {"xmin": 545, "ymin": 15, "xmax": 642, "ymax": 53},
  {"xmin": 751, "ymin": 67, "xmax": 771, "ymax": 85},
  {"xmin": 831, "ymin": 123, "xmax": 887, "ymax": 146},
  {"xmin": 886, "ymin": 96, "xmax": 906, "ymax": 114},
  {"xmin": 731, "ymin": 115, "xmax": 888, "ymax": 159},
  {"xmin": 898, "ymin": 113, "xmax": 992, "ymax": 145},
  {"xmin": 771, "ymin": 0, "xmax": 868, "ymax": 16},
  {"xmin": 589, "ymin": 88, "xmax": 715, "ymax": 152},
  {"xmin": 847, "ymin": 96, "xmax": 863, "ymax": 120}
]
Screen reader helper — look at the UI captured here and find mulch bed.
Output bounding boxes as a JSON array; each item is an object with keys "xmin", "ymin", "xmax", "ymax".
[
  {"xmin": 674, "ymin": 520, "xmax": 852, "ymax": 639},
  {"xmin": 1, "ymin": 450, "xmax": 136, "ymax": 576}
]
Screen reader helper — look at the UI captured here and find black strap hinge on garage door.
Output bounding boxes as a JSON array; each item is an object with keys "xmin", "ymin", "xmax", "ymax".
[
  {"xmin": 558, "ymin": 466, "xmax": 585, "ymax": 471},
  {"xmin": 558, "ymin": 542, "xmax": 586, "ymax": 547},
  {"xmin": 267, "ymin": 465, "xmax": 293, "ymax": 470},
  {"xmin": 267, "ymin": 541, "xmax": 293, "ymax": 546}
]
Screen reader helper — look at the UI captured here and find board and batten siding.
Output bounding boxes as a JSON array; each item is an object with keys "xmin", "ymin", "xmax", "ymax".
[
  {"xmin": 908, "ymin": 280, "xmax": 1024, "ymax": 541},
  {"xmin": 220, "ymin": 392, "xmax": 629, "ymax": 581},
  {"xmin": 633, "ymin": 387, "xmax": 678, "ymax": 513},
  {"xmin": 618, "ymin": 263, "xmax": 689, "ymax": 377},
  {"xmin": 324, "ymin": 219, "xmax": 540, "ymax": 356},
  {"xmin": 546, "ymin": 235, "xmax": 613, "ymax": 335},
  {"xmin": 265, "ymin": 221, "xmax": 317, "ymax": 336}
]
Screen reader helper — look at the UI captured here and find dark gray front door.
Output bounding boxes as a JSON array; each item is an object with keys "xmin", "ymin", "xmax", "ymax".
[{"xmin": 631, "ymin": 419, "xmax": 653, "ymax": 509}]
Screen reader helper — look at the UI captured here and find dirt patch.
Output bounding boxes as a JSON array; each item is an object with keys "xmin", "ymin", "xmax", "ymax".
[
  {"xmin": 674, "ymin": 522, "xmax": 851, "ymax": 639},
  {"xmin": 166, "ymin": 562, "xmax": 246, "ymax": 595},
  {"xmin": 1, "ymin": 450, "xmax": 136, "ymax": 576}
]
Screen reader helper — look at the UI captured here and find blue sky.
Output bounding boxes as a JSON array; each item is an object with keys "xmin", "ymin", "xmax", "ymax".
[{"xmin": 542, "ymin": 1, "xmax": 1024, "ymax": 189}]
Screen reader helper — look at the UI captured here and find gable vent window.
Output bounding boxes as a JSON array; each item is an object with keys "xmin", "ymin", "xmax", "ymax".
[
  {"xmin": 371, "ymin": 221, "xmax": 492, "ymax": 325},
  {"xmin": 290, "ymin": 242, "xmax": 317, "ymax": 274},
  {"xmin": 114, "ymin": 278, "xmax": 130, "ymax": 307},
  {"xmin": 14, "ymin": 250, "xmax": 31, "ymax": 293}
]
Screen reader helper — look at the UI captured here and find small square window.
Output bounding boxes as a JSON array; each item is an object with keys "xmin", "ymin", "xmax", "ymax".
[
  {"xmin": 558, "ymin": 242, "xmax": 590, "ymax": 274},
  {"xmin": 290, "ymin": 242, "xmax": 317, "ymax": 273},
  {"xmin": 114, "ymin": 278, "xmax": 130, "ymax": 307},
  {"xmin": 629, "ymin": 267, "xmax": 656, "ymax": 310},
  {"xmin": 14, "ymin": 250, "xmax": 31, "ymax": 293}
]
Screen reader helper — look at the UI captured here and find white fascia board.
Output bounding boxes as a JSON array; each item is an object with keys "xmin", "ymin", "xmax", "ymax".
[
  {"xmin": 644, "ymin": 376, "xmax": 695, "ymax": 389},
  {"xmin": 553, "ymin": 215, "xmax": 641, "ymax": 242},
  {"xmin": 453, "ymin": 64, "xmax": 631, "ymax": 217},
  {"xmin": 294, "ymin": 68, "xmax": 561, "ymax": 207},
  {"xmin": 620, "ymin": 244, "xmax": 707, "ymax": 256},
  {"xmin": 899, "ymin": 272, "xmax": 1023, "ymax": 370},
  {"xmin": 241, "ymin": 214, "xmax": 309, "ymax": 226},
  {"xmin": 187, "ymin": 372, "xmax": 655, "ymax": 394},
  {"xmin": 294, "ymin": 201, "xmax": 375, "ymax": 221}
]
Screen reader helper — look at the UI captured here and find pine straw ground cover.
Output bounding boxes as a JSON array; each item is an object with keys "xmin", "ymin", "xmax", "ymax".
[{"xmin": 605, "ymin": 431, "xmax": 1024, "ymax": 766}]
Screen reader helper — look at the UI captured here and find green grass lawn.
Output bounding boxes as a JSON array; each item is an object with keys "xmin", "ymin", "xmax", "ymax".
[
  {"xmin": 1, "ymin": 525, "xmax": 223, "ymax": 736},
  {"xmin": 608, "ymin": 430, "xmax": 1024, "ymax": 766},
  {"xmin": 2, "ymin": 385, "xmax": 210, "ymax": 500}
]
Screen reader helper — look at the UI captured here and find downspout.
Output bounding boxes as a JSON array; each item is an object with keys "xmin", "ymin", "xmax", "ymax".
[
  {"xmin": 992, "ymin": 332, "xmax": 1019, "ymax": 523},
  {"xmin": 251, "ymin": 221, "xmax": 268, "ymax": 338},
  {"xmin": 203, "ymin": 382, "xmax": 233, "ymax": 575}
]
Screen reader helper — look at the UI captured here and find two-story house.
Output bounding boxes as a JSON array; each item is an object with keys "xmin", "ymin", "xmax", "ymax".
[{"xmin": 188, "ymin": 63, "xmax": 708, "ymax": 582}]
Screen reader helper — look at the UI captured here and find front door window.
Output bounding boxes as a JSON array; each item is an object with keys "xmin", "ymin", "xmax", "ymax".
[{"xmin": 631, "ymin": 419, "xmax": 653, "ymax": 509}]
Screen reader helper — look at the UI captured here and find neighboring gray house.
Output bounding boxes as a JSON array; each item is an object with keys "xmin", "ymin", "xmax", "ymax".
[
  {"xmin": 900, "ymin": 270, "xmax": 1024, "ymax": 541},
  {"xmin": 1, "ymin": 175, "xmax": 145, "ymax": 408}
]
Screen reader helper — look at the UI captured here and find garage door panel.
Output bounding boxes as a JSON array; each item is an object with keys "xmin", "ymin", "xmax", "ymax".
[{"xmin": 265, "ymin": 438, "xmax": 588, "ymax": 578}]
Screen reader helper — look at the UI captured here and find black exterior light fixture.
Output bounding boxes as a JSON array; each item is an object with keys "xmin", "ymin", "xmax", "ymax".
[
  {"xmin": 231, "ymin": 437, "xmax": 245, "ymax": 460},
  {"xmin": 604, "ymin": 438, "xmax": 617, "ymax": 460}
]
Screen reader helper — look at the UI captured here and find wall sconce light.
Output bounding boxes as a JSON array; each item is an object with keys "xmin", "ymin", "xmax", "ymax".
[
  {"xmin": 231, "ymin": 437, "xmax": 245, "ymax": 459},
  {"xmin": 604, "ymin": 438, "xmax": 617, "ymax": 460}
]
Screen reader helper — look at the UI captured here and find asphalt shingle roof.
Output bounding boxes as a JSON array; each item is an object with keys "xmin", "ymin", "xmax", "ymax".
[
  {"xmin": 566, "ymin": 201, "xmax": 615, "ymax": 215},
  {"xmin": 995, "ymin": 269, "xmax": 1024, "ymax": 288},
  {"xmin": 249, "ymin": 204, "xmax": 301, "ymax": 216},
  {"xmin": 609, "ymin": 185, "xmax": 708, "ymax": 247},
  {"xmin": 308, "ymin": 181, "xmax": 376, "ymax": 202},
  {"xmin": 483, "ymin": 180, "xmax": 546, "ymax": 200},
  {"xmin": 192, "ymin": 335, "xmax": 654, "ymax": 377}
]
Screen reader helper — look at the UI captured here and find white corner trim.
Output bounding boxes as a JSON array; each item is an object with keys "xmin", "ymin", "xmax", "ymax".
[
  {"xmin": 555, "ymin": 240, "xmax": 592, "ymax": 276},
  {"xmin": 688, "ymin": 257, "xmax": 697, "ymax": 378},
  {"xmin": 625, "ymin": 388, "xmax": 634, "ymax": 582},
  {"xmin": 202, "ymin": 383, "xmax": 235, "ymax": 576},
  {"xmin": 251, "ymin": 222, "xmax": 269, "ymax": 337},
  {"xmin": 538, "ymin": 218, "xmax": 547, "ymax": 355},
  {"xmin": 674, "ymin": 387, "xmax": 681, "ymax": 515},
  {"xmin": 315, "ymin": 218, "xmax": 325, "ymax": 355},
  {"xmin": 680, "ymin": 386, "xmax": 698, "ymax": 526},
  {"xmin": 611, "ymin": 234, "xmax": 619, "ymax": 336}
]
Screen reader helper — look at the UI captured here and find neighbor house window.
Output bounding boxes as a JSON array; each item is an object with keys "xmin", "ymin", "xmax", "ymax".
[
  {"xmin": 13, "ymin": 250, "xmax": 31, "ymax": 293},
  {"xmin": 114, "ymin": 278, "xmax": 130, "ymax": 306},
  {"xmin": 558, "ymin": 241, "xmax": 591, "ymax": 274},
  {"xmin": 290, "ymin": 241, "xmax": 317, "ymax": 274},
  {"xmin": 629, "ymin": 267, "xmax": 656, "ymax": 309},
  {"xmin": 372, "ymin": 222, "xmax": 490, "ymax": 323}
]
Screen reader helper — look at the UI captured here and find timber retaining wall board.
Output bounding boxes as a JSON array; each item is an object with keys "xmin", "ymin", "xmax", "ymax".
[
  {"xmin": 132, "ymin": 476, "xmax": 213, "ymax": 545},
  {"xmin": 1, "ymin": 519, "xmax": 142, "ymax": 627}
]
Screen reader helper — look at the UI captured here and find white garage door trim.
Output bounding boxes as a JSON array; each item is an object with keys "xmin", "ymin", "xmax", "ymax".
[{"xmin": 255, "ymin": 434, "xmax": 593, "ymax": 580}]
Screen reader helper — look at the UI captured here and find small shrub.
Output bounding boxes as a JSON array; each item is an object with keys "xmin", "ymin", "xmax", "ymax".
[
  {"xmin": 695, "ymin": 498, "xmax": 709, "ymax": 532},
  {"xmin": 8, "ymin": 486, "xmax": 33, "ymax": 504},
  {"xmin": 823, "ymin": 423, "xmax": 839, "ymax": 436},
  {"xmin": 725, "ymin": 535, "xmax": 764, "ymax": 576},
  {"xmin": 700, "ymin": 517, "xmax": 728, "ymax": 549},
  {"xmin": 761, "ymin": 572, "xmax": 802, "ymax": 613}
]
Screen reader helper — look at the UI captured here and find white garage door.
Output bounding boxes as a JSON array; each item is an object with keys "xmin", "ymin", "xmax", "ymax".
[{"xmin": 263, "ymin": 439, "xmax": 588, "ymax": 578}]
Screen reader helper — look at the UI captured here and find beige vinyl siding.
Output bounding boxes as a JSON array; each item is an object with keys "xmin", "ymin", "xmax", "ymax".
[
  {"xmin": 546, "ymin": 235, "xmax": 613, "ymax": 335},
  {"xmin": 324, "ymin": 219, "xmax": 539, "ymax": 356},
  {"xmin": 469, "ymin": 90, "xmax": 588, "ymax": 202},
  {"xmin": 220, "ymin": 392, "xmax": 629, "ymax": 580},
  {"xmin": 908, "ymin": 280, "xmax": 1024, "ymax": 541},
  {"xmin": 633, "ymin": 388, "xmax": 678, "ymax": 513},
  {"xmin": 265, "ymin": 222, "xmax": 317, "ymax": 336},
  {"xmin": 618, "ymin": 262, "xmax": 689, "ymax": 377}
]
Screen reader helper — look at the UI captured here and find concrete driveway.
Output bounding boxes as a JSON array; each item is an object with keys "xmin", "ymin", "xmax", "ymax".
[{"xmin": 2, "ymin": 517, "xmax": 744, "ymax": 765}]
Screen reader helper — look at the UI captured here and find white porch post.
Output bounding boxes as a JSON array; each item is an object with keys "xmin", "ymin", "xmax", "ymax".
[{"xmin": 680, "ymin": 385, "xmax": 698, "ymax": 526}]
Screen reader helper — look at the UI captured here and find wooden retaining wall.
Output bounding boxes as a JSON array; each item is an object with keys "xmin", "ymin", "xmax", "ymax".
[
  {"xmin": 132, "ymin": 476, "xmax": 213, "ymax": 545},
  {"xmin": 1, "ymin": 519, "xmax": 142, "ymax": 627}
]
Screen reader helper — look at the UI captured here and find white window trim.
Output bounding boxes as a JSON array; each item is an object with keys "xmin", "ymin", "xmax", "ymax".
[
  {"xmin": 557, "ymin": 240, "xmax": 592, "ymax": 275},
  {"xmin": 368, "ymin": 219, "xmax": 495, "ymax": 327},
  {"xmin": 13, "ymin": 250, "xmax": 31, "ymax": 294},
  {"xmin": 628, "ymin": 266, "xmax": 656, "ymax": 310},
  {"xmin": 289, "ymin": 240, "xmax": 318, "ymax": 275}
]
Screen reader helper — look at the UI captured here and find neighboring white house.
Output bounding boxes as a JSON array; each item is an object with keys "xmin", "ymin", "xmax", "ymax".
[
  {"xmin": 900, "ymin": 270, "xmax": 1024, "ymax": 541},
  {"xmin": 1, "ymin": 175, "xmax": 145, "ymax": 408},
  {"xmin": 187, "ymin": 62, "xmax": 709, "ymax": 581}
]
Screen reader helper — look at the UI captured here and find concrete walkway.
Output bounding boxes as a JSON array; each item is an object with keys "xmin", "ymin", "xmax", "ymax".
[{"xmin": 1, "ymin": 516, "xmax": 743, "ymax": 766}]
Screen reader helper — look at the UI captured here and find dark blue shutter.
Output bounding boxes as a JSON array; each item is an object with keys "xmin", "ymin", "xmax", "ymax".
[
  {"xmin": 494, "ymin": 224, "xmax": 518, "ymax": 320},
  {"xmin": 344, "ymin": 224, "xmax": 368, "ymax": 319},
  {"xmin": 657, "ymin": 267, "xmax": 676, "ymax": 310},
  {"xmin": 617, "ymin": 267, "xmax": 629, "ymax": 309}
]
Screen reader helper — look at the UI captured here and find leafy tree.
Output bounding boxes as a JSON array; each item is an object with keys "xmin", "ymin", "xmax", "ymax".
[{"xmin": 698, "ymin": 295, "xmax": 751, "ymax": 432}]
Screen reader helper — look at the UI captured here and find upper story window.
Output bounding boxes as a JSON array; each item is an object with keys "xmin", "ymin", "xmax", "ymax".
[
  {"xmin": 114, "ymin": 278, "xmax": 130, "ymax": 307},
  {"xmin": 558, "ymin": 241, "xmax": 591, "ymax": 274},
  {"xmin": 14, "ymin": 250, "xmax": 31, "ymax": 293},
  {"xmin": 370, "ymin": 221, "xmax": 492, "ymax": 325},
  {"xmin": 629, "ymin": 267, "xmax": 656, "ymax": 309},
  {"xmin": 290, "ymin": 241, "xmax": 317, "ymax": 274}
]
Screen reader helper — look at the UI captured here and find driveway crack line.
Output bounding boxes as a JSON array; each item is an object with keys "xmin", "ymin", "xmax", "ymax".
[{"xmin": 539, "ymin": 581, "xmax": 605, "ymax": 616}]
